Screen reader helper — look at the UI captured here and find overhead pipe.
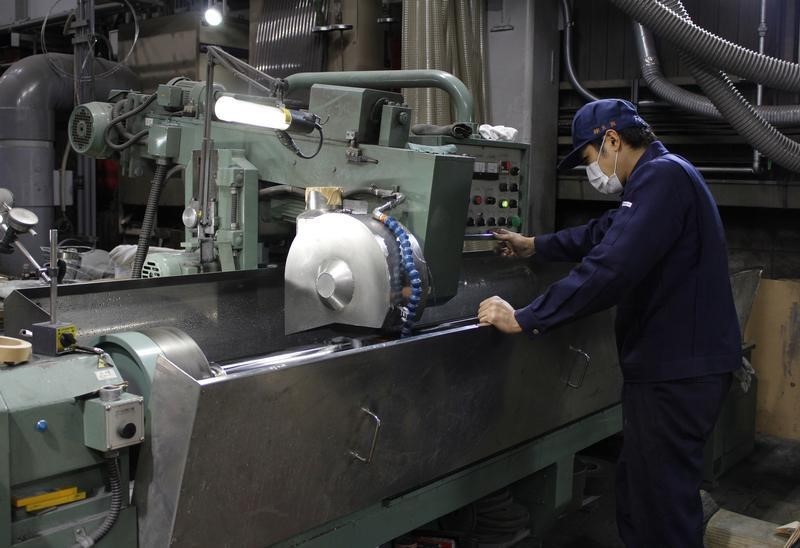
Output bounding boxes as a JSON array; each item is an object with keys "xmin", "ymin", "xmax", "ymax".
[
  {"xmin": 609, "ymin": 0, "xmax": 800, "ymax": 93},
  {"xmin": 633, "ymin": 23, "xmax": 800, "ymax": 126},
  {"xmin": 284, "ymin": 69, "xmax": 475, "ymax": 123},
  {"xmin": 559, "ymin": 0, "xmax": 599, "ymax": 103},
  {"xmin": 0, "ymin": 53, "xmax": 139, "ymax": 275},
  {"xmin": 661, "ymin": 0, "xmax": 800, "ymax": 173}
]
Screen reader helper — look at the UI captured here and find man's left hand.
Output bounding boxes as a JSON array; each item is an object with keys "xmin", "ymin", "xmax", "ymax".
[{"xmin": 477, "ymin": 296, "xmax": 522, "ymax": 334}]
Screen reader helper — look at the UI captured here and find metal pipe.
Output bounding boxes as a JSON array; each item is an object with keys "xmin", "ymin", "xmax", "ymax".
[
  {"xmin": 49, "ymin": 229, "xmax": 57, "ymax": 323},
  {"xmin": 285, "ymin": 69, "xmax": 475, "ymax": 123},
  {"xmin": 753, "ymin": 0, "xmax": 767, "ymax": 172},
  {"xmin": 560, "ymin": 0, "xmax": 599, "ymax": 102}
]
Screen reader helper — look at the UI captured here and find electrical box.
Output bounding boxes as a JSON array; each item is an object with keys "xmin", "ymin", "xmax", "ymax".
[{"xmin": 83, "ymin": 389, "xmax": 144, "ymax": 452}]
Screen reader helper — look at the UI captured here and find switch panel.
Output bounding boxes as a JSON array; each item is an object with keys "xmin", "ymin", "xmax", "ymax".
[
  {"xmin": 407, "ymin": 135, "xmax": 529, "ymax": 253},
  {"xmin": 83, "ymin": 391, "xmax": 145, "ymax": 452},
  {"xmin": 463, "ymin": 145, "xmax": 527, "ymax": 253}
]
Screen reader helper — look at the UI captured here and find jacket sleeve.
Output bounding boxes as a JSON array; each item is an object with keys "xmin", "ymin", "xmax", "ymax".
[
  {"xmin": 535, "ymin": 208, "xmax": 618, "ymax": 262},
  {"xmin": 515, "ymin": 161, "xmax": 689, "ymax": 334}
]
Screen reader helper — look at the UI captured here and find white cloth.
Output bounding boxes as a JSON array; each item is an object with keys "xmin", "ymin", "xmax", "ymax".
[{"xmin": 478, "ymin": 124, "xmax": 519, "ymax": 141}]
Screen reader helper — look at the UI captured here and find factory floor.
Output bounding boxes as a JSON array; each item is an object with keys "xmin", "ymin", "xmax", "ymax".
[{"xmin": 525, "ymin": 434, "xmax": 800, "ymax": 548}]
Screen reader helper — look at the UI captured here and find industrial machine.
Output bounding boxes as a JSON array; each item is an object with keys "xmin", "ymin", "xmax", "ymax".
[{"xmin": 1, "ymin": 61, "xmax": 623, "ymax": 547}]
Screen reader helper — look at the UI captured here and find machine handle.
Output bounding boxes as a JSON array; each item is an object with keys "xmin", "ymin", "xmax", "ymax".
[
  {"xmin": 349, "ymin": 407, "xmax": 382, "ymax": 464},
  {"xmin": 564, "ymin": 345, "xmax": 591, "ymax": 389}
]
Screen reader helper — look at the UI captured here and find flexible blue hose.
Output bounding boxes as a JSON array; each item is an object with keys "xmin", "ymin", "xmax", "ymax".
[{"xmin": 379, "ymin": 215, "xmax": 423, "ymax": 338}]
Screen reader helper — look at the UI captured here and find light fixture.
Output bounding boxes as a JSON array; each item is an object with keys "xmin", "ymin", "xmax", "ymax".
[
  {"xmin": 204, "ymin": 3, "xmax": 223, "ymax": 26},
  {"xmin": 214, "ymin": 96, "xmax": 291, "ymax": 130}
]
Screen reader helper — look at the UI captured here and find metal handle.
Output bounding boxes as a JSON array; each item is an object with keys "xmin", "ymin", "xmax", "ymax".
[
  {"xmin": 349, "ymin": 407, "xmax": 381, "ymax": 464},
  {"xmin": 565, "ymin": 345, "xmax": 591, "ymax": 389}
]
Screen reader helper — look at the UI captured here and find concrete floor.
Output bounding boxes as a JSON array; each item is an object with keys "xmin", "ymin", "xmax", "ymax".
[{"xmin": 531, "ymin": 434, "xmax": 800, "ymax": 548}]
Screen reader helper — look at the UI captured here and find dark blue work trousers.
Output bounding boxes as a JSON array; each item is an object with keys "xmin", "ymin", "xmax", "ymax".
[{"xmin": 616, "ymin": 372, "xmax": 732, "ymax": 547}]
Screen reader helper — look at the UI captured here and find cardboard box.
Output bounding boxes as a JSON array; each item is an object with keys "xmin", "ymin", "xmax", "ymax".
[{"xmin": 744, "ymin": 278, "xmax": 800, "ymax": 440}]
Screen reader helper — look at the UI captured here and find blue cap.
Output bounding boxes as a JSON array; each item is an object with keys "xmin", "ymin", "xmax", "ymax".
[{"xmin": 558, "ymin": 99, "xmax": 648, "ymax": 170}]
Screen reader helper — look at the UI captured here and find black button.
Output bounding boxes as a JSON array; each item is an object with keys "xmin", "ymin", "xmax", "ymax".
[
  {"xmin": 477, "ymin": 217, "xmax": 486, "ymax": 227},
  {"xmin": 509, "ymin": 199, "xmax": 518, "ymax": 208},
  {"xmin": 485, "ymin": 197, "xmax": 496, "ymax": 205},
  {"xmin": 510, "ymin": 166, "xmax": 520, "ymax": 176},
  {"xmin": 499, "ymin": 183, "xmax": 508, "ymax": 192},
  {"xmin": 466, "ymin": 217, "xmax": 475, "ymax": 226},
  {"xmin": 118, "ymin": 423, "xmax": 137, "ymax": 439},
  {"xmin": 498, "ymin": 217, "xmax": 506, "ymax": 226},
  {"xmin": 60, "ymin": 332, "xmax": 76, "ymax": 348},
  {"xmin": 510, "ymin": 183, "xmax": 519, "ymax": 192},
  {"xmin": 487, "ymin": 217, "xmax": 496, "ymax": 226}
]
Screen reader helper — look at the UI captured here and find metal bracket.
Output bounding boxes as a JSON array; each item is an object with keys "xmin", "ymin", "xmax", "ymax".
[
  {"xmin": 564, "ymin": 345, "xmax": 591, "ymax": 389},
  {"xmin": 349, "ymin": 407, "xmax": 382, "ymax": 464}
]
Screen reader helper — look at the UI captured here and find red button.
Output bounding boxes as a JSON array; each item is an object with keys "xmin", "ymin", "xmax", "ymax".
[{"xmin": 473, "ymin": 195, "xmax": 483, "ymax": 205}]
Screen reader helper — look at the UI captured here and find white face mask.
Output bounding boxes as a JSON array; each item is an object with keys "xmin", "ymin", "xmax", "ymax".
[{"xmin": 586, "ymin": 135, "xmax": 623, "ymax": 194}]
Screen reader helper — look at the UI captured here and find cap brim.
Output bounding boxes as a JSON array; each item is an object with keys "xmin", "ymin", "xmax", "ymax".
[{"xmin": 557, "ymin": 144, "xmax": 587, "ymax": 170}]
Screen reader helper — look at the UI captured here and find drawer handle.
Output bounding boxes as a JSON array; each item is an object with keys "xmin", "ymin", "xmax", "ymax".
[
  {"xmin": 349, "ymin": 407, "xmax": 382, "ymax": 464},
  {"xmin": 565, "ymin": 345, "xmax": 591, "ymax": 389}
]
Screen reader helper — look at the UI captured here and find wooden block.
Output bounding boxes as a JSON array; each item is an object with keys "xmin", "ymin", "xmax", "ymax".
[{"xmin": 704, "ymin": 509, "xmax": 785, "ymax": 547}]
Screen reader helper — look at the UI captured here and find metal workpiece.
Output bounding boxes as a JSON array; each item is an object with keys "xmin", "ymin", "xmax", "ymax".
[
  {"xmin": 138, "ymin": 307, "xmax": 620, "ymax": 547},
  {"xmin": 285, "ymin": 212, "xmax": 428, "ymax": 334},
  {"xmin": 285, "ymin": 69, "xmax": 475, "ymax": 123}
]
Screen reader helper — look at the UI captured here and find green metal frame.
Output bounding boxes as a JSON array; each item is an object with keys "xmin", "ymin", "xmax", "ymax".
[{"xmin": 273, "ymin": 405, "xmax": 622, "ymax": 548}]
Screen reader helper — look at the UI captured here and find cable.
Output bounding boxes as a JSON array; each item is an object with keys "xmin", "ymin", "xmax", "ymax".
[
  {"xmin": 104, "ymin": 93, "xmax": 158, "ymax": 151},
  {"xmin": 276, "ymin": 123, "xmax": 324, "ymax": 160},
  {"xmin": 71, "ymin": 455, "xmax": 122, "ymax": 548},
  {"xmin": 559, "ymin": 0, "xmax": 600, "ymax": 102},
  {"xmin": 41, "ymin": 0, "xmax": 140, "ymax": 82}
]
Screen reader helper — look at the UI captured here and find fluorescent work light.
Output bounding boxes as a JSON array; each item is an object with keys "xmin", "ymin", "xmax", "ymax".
[{"xmin": 214, "ymin": 96, "xmax": 292, "ymax": 130}]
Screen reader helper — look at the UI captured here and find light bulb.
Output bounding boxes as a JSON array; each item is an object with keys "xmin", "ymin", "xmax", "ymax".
[
  {"xmin": 204, "ymin": 6, "xmax": 223, "ymax": 26},
  {"xmin": 214, "ymin": 96, "xmax": 292, "ymax": 130}
]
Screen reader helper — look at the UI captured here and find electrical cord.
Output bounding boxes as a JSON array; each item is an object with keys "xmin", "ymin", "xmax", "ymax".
[
  {"xmin": 104, "ymin": 93, "xmax": 158, "ymax": 152},
  {"xmin": 71, "ymin": 455, "xmax": 122, "ymax": 548},
  {"xmin": 276, "ymin": 124, "xmax": 324, "ymax": 160}
]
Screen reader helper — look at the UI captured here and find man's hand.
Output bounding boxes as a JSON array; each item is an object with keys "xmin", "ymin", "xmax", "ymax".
[
  {"xmin": 478, "ymin": 296, "xmax": 522, "ymax": 334},
  {"xmin": 494, "ymin": 229, "xmax": 535, "ymax": 258}
]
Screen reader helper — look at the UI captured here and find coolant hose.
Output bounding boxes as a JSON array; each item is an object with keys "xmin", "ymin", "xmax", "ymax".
[
  {"xmin": 373, "ymin": 211, "xmax": 422, "ymax": 338},
  {"xmin": 72, "ymin": 456, "xmax": 122, "ymax": 547},
  {"xmin": 634, "ymin": 22, "xmax": 800, "ymax": 126},
  {"xmin": 131, "ymin": 163, "xmax": 168, "ymax": 278},
  {"xmin": 560, "ymin": 0, "xmax": 599, "ymax": 102},
  {"xmin": 609, "ymin": 0, "xmax": 800, "ymax": 93}
]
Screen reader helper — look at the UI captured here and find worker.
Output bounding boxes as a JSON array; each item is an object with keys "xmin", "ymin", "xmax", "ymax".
[{"xmin": 477, "ymin": 98, "xmax": 741, "ymax": 547}]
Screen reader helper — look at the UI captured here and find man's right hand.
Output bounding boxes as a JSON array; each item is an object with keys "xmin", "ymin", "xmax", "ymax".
[{"xmin": 494, "ymin": 229, "xmax": 535, "ymax": 258}]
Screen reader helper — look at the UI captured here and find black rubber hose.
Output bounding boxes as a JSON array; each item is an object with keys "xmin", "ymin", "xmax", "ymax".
[
  {"xmin": 633, "ymin": 22, "xmax": 800, "ymax": 126},
  {"xmin": 131, "ymin": 163, "xmax": 169, "ymax": 278},
  {"xmin": 610, "ymin": 0, "xmax": 800, "ymax": 93},
  {"xmin": 72, "ymin": 456, "xmax": 122, "ymax": 547},
  {"xmin": 559, "ymin": 0, "xmax": 599, "ymax": 102},
  {"xmin": 661, "ymin": 0, "xmax": 800, "ymax": 172}
]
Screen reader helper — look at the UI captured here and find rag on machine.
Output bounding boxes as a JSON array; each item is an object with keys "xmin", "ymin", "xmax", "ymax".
[{"xmin": 478, "ymin": 124, "xmax": 519, "ymax": 141}]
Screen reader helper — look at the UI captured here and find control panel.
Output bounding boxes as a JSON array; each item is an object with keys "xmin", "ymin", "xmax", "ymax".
[
  {"xmin": 407, "ymin": 136, "xmax": 529, "ymax": 253},
  {"xmin": 461, "ymin": 144, "xmax": 527, "ymax": 253}
]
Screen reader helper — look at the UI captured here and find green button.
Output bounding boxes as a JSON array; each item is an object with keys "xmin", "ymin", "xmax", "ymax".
[
  {"xmin": 500, "ymin": 199, "xmax": 510, "ymax": 208},
  {"xmin": 510, "ymin": 215, "xmax": 522, "ymax": 228}
]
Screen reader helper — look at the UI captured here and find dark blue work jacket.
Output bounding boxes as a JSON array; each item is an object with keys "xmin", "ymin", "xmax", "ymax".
[{"xmin": 514, "ymin": 141, "xmax": 741, "ymax": 382}]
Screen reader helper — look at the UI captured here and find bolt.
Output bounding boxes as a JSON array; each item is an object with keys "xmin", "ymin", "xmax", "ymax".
[{"xmin": 105, "ymin": 404, "xmax": 111, "ymax": 410}]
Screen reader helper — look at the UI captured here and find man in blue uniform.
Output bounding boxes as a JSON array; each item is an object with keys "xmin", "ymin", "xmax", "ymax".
[{"xmin": 477, "ymin": 99, "xmax": 741, "ymax": 547}]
